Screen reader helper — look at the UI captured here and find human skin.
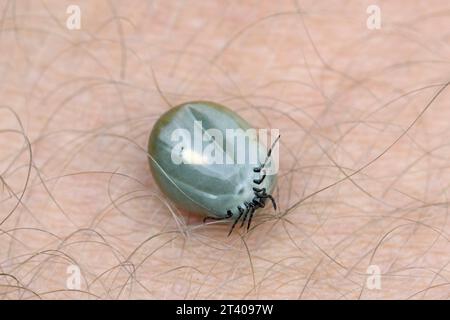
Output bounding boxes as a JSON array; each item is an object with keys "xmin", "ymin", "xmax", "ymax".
[{"xmin": 0, "ymin": 0, "xmax": 449, "ymax": 299}]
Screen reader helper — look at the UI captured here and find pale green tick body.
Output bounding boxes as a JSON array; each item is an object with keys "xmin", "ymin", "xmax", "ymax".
[{"xmin": 148, "ymin": 101, "xmax": 278, "ymax": 233}]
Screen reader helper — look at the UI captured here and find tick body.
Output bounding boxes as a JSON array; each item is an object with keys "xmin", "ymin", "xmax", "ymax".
[{"xmin": 148, "ymin": 101, "xmax": 278, "ymax": 234}]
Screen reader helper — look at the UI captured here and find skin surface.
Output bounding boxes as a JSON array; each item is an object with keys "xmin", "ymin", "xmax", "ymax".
[
  {"xmin": 148, "ymin": 101, "xmax": 276, "ymax": 220},
  {"xmin": 0, "ymin": 0, "xmax": 449, "ymax": 299}
]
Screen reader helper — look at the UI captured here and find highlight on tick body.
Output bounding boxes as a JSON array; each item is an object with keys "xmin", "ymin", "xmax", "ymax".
[{"xmin": 170, "ymin": 121, "xmax": 280, "ymax": 175}]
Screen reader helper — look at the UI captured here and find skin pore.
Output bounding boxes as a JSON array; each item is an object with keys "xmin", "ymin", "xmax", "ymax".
[{"xmin": 0, "ymin": 0, "xmax": 449, "ymax": 299}]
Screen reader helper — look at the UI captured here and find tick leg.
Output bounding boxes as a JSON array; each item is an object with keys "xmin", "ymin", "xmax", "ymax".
[
  {"xmin": 228, "ymin": 206, "xmax": 244, "ymax": 236},
  {"xmin": 259, "ymin": 194, "xmax": 276, "ymax": 210},
  {"xmin": 258, "ymin": 198, "xmax": 266, "ymax": 208},
  {"xmin": 203, "ymin": 210, "xmax": 233, "ymax": 223},
  {"xmin": 247, "ymin": 207, "xmax": 256, "ymax": 230},
  {"xmin": 253, "ymin": 189, "xmax": 267, "ymax": 199},
  {"xmin": 240, "ymin": 206, "xmax": 250, "ymax": 228},
  {"xmin": 267, "ymin": 195, "xmax": 276, "ymax": 210},
  {"xmin": 253, "ymin": 173, "xmax": 266, "ymax": 185},
  {"xmin": 252, "ymin": 197, "xmax": 264, "ymax": 207}
]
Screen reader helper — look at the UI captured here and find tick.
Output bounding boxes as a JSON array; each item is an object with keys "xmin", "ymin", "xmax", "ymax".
[{"xmin": 148, "ymin": 101, "xmax": 279, "ymax": 235}]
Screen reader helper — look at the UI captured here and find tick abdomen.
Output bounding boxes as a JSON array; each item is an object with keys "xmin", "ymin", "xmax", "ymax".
[{"xmin": 148, "ymin": 101, "xmax": 278, "ymax": 232}]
